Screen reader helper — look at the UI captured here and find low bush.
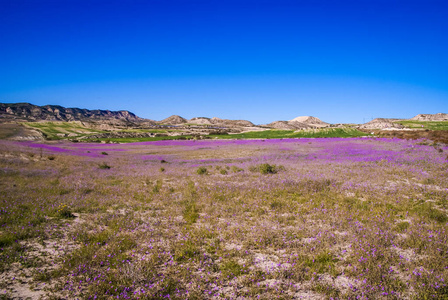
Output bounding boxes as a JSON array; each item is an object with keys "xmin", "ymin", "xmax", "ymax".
[
  {"xmin": 250, "ymin": 163, "xmax": 285, "ymax": 174},
  {"xmin": 197, "ymin": 167, "xmax": 208, "ymax": 175},
  {"xmin": 56, "ymin": 204, "xmax": 75, "ymax": 219},
  {"xmin": 98, "ymin": 162, "xmax": 111, "ymax": 169},
  {"xmin": 231, "ymin": 166, "xmax": 243, "ymax": 173},
  {"xmin": 220, "ymin": 260, "xmax": 248, "ymax": 278},
  {"xmin": 183, "ymin": 200, "xmax": 199, "ymax": 224}
]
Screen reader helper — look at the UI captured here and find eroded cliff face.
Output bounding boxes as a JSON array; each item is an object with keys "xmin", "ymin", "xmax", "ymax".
[
  {"xmin": 0, "ymin": 103, "xmax": 143, "ymax": 123},
  {"xmin": 411, "ymin": 113, "xmax": 448, "ymax": 121}
]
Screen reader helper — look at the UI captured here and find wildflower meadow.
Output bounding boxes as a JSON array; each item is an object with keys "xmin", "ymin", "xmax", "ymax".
[{"xmin": 1, "ymin": 137, "xmax": 447, "ymax": 299}]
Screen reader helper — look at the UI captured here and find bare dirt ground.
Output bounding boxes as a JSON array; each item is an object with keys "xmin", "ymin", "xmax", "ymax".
[{"xmin": 0, "ymin": 123, "xmax": 43, "ymax": 140}]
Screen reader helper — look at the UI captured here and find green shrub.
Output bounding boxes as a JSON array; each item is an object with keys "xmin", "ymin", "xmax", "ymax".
[
  {"xmin": 0, "ymin": 232, "xmax": 15, "ymax": 247},
  {"xmin": 153, "ymin": 180, "xmax": 162, "ymax": 193},
  {"xmin": 250, "ymin": 163, "xmax": 285, "ymax": 174},
  {"xmin": 415, "ymin": 203, "xmax": 448, "ymax": 223},
  {"xmin": 56, "ymin": 204, "xmax": 75, "ymax": 219},
  {"xmin": 99, "ymin": 162, "xmax": 111, "ymax": 169},
  {"xmin": 183, "ymin": 200, "xmax": 200, "ymax": 225},
  {"xmin": 289, "ymin": 251, "xmax": 338, "ymax": 281},
  {"xmin": 101, "ymin": 151, "xmax": 108, "ymax": 155},
  {"xmin": 174, "ymin": 241, "xmax": 199, "ymax": 262},
  {"xmin": 220, "ymin": 260, "xmax": 248, "ymax": 278},
  {"xmin": 395, "ymin": 221, "xmax": 410, "ymax": 232},
  {"xmin": 197, "ymin": 167, "xmax": 208, "ymax": 175},
  {"xmin": 231, "ymin": 166, "xmax": 243, "ymax": 173},
  {"xmin": 270, "ymin": 199, "xmax": 283, "ymax": 209},
  {"xmin": 220, "ymin": 169, "xmax": 228, "ymax": 175},
  {"xmin": 259, "ymin": 163, "xmax": 276, "ymax": 174},
  {"xmin": 33, "ymin": 269, "xmax": 52, "ymax": 281},
  {"xmin": 422, "ymin": 178, "xmax": 435, "ymax": 185}
]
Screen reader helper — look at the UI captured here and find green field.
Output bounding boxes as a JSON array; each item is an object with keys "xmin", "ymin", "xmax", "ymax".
[
  {"xmin": 395, "ymin": 120, "xmax": 448, "ymax": 130},
  {"xmin": 93, "ymin": 128, "xmax": 367, "ymax": 143},
  {"xmin": 24, "ymin": 122, "xmax": 105, "ymax": 139},
  {"xmin": 120, "ymin": 128, "xmax": 172, "ymax": 133},
  {"xmin": 211, "ymin": 128, "xmax": 367, "ymax": 139},
  {"xmin": 22, "ymin": 122, "xmax": 367, "ymax": 142},
  {"xmin": 24, "ymin": 122, "xmax": 177, "ymax": 141}
]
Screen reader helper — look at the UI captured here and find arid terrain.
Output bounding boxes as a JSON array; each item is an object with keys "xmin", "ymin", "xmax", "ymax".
[
  {"xmin": 1, "ymin": 102, "xmax": 448, "ymax": 299},
  {"xmin": 1, "ymin": 136, "xmax": 448, "ymax": 299},
  {"xmin": 1, "ymin": 103, "xmax": 448, "ymax": 143}
]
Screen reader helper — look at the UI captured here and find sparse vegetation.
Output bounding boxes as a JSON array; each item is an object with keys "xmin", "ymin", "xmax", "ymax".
[
  {"xmin": 24, "ymin": 121, "xmax": 105, "ymax": 140},
  {"xmin": 231, "ymin": 165, "xmax": 244, "ymax": 173},
  {"xmin": 211, "ymin": 128, "xmax": 366, "ymax": 139},
  {"xmin": 396, "ymin": 120, "xmax": 448, "ymax": 130},
  {"xmin": 249, "ymin": 163, "xmax": 285, "ymax": 174},
  {"xmin": 196, "ymin": 166, "xmax": 208, "ymax": 175},
  {"xmin": 55, "ymin": 204, "xmax": 75, "ymax": 219},
  {"xmin": 20, "ymin": 121, "xmax": 368, "ymax": 142},
  {"xmin": 1, "ymin": 137, "xmax": 448, "ymax": 299},
  {"xmin": 98, "ymin": 162, "xmax": 111, "ymax": 169}
]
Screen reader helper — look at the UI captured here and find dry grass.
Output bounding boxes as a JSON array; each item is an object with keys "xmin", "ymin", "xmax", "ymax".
[{"xmin": 0, "ymin": 137, "xmax": 447, "ymax": 299}]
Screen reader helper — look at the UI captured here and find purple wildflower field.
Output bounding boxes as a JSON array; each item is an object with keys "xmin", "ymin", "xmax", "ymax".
[{"xmin": 1, "ymin": 137, "xmax": 447, "ymax": 299}]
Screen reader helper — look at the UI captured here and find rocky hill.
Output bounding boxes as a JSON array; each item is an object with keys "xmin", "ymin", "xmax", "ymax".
[
  {"xmin": 267, "ymin": 121, "xmax": 311, "ymax": 130},
  {"xmin": 265, "ymin": 116, "xmax": 329, "ymax": 130},
  {"xmin": 0, "ymin": 102, "xmax": 144, "ymax": 124},
  {"xmin": 159, "ymin": 115, "xmax": 255, "ymax": 127},
  {"xmin": 159, "ymin": 115, "xmax": 188, "ymax": 125},
  {"xmin": 358, "ymin": 118, "xmax": 404, "ymax": 130},
  {"xmin": 209, "ymin": 117, "xmax": 255, "ymax": 127},
  {"xmin": 411, "ymin": 113, "xmax": 448, "ymax": 121},
  {"xmin": 2, "ymin": 102, "xmax": 446, "ymax": 136},
  {"xmin": 188, "ymin": 117, "xmax": 213, "ymax": 125},
  {"xmin": 358, "ymin": 114, "xmax": 448, "ymax": 130},
  {"xmin": 289, "ymin": 116, "xmax": 330, "ymax": 127}
]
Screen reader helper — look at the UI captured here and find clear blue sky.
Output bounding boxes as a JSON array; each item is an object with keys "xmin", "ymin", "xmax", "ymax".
[{"xmin": 1, "ymin": 0, "xmax": 447, "ymax": 124}]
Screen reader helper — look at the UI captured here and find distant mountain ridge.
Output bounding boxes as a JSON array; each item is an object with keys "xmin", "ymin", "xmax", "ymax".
[
  {"xmin": 0, "ymin": 103, "xmax": 257, "ymax": 127},
  {"xmin": 1, "ymin": 103, "xmax": 446, "ymax": 129},
  {"xmin": 158, "ymin": 115, "xmax": 255, "ymax": 127},
  {"xmin": 0, "ymin": 102, "xmax": 143, "ymax": 123},
  {"xmin": 1, "ymin": 102, "xmax": 446, "ymax": 142}
]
